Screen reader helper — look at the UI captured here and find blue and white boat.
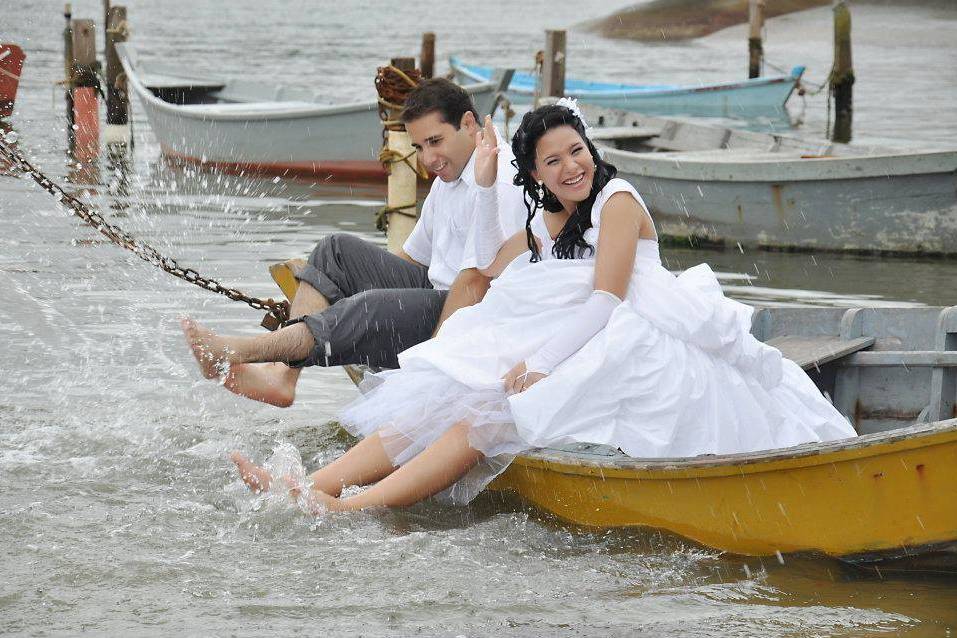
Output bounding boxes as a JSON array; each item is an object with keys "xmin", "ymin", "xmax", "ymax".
[{"xmin": 450, "ymin": 56, "xmax": 805, "ymax": 119}]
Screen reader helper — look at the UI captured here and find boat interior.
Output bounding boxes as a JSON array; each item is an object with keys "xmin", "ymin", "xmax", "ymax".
[
  {"xmin": 585, "ymin": 105, "xmax": 841, "ymax": 158},
  {"xmin": 754, "ymin": 306, "xmax": 956, "ymax": 435},
  {"xmin": 534, "ymin": 305, "xmax": 957, "ymax": 462}
]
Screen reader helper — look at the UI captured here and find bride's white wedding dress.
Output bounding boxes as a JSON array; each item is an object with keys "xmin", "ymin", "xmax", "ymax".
[{"xmin": 339, "ymin": 179, "xmax": 856, "ymax": 503}]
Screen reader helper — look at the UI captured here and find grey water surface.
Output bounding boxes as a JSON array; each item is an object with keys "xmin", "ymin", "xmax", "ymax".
[{"xmin": 2, "ymin": 0, "xmax": 957, "ymax": 635}]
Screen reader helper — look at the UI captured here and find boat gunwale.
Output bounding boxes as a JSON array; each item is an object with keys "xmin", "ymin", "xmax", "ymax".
[
  {"xmin": 598, "ymin": 144, "xmax": 957, "ymax": 181},
  {"xmin": 513, "ymin": 418, "xmax": 957, "ymax": 478}
]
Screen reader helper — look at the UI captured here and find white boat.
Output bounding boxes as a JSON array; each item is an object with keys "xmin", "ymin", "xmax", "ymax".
[
  {"xmin": 117, "ymin": 43, "xmax": 503, "ymax": 181},
  {"xmin": 584, "ymin": 105, "xmax": 957, "ymax": 255}
]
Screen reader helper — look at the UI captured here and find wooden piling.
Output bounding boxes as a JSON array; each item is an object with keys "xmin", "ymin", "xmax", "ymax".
[
  {"xmin": 542, "ymin": 30, "xmax": 566, "ymax": 97},
  {"xmin": 390, "ymin": 56, "xmax": 415, "ymax": 75},
  {"xmin": 63, "ymin": 4, "xmax": 75, "ymax": 150},
  {"xmin": 385, "ymin": 130, "xmax": 418, "ymax": 254},
  {"xmin": 384, "ymin": 57, "xmax": 419, "ymax": 254},
  {"xmin": 102, "ymin": 0, "xmax": 110, "ymax": 41},
  {"xmin": 748, "ymin": 0, "xmax": 765, "ymax": 79},
  {"xmin": 829, "ymin": 0, "xmax": 854, "ymax": 143},
  {"xmin": 420, "ymin": 32, "xmax": 435, "ymax": 80},
  {"xmin": 104, "ymin": 5, "xmax": 131, "ymax": 145},
  {"xmin": 71, "ymin": 18, "xmax": 99, "ymax": 161}
]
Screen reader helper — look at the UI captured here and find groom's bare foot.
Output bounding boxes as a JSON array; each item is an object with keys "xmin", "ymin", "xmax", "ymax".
[
  {"xmin": 230, "ymin": 451, "xmax": 272, "ymax": 493},
  {"xmin": 223, "ymin": 363, "xmax": 296, "ymax": 408},
  {"xmin": 181, "ymin": 317, "xmax": 231, "ymax": 379},
  {"xmin": 284, "ymin": 475, "xmax": 342, "ymax": 514}
]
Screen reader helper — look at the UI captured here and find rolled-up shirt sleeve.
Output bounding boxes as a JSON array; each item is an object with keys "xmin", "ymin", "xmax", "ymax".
[{"xmin": 402, "ymin": 191, "xmax": 435, "ymax": 265}]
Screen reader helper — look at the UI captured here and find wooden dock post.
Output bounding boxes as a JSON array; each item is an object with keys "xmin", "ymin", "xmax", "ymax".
[
  {"xmin": 70, "ymin": 18, "xmax": 99, "ymax": 162},
  {"xmin": 420, "ymin": 32, "xmax": 435, "ymax": 80},
  {"xmin": 104, "ymin": 5, "xmax": 131, "ymax": 146},
  {"xmin": 384, "ymin": 57, "xmax": 419, "ymax": 254},
  {"xmin": 829, "ymin": 0, "xmax": 854, "ymax": 143},
  {"xmin": 102, "ymin": 0, "xmax": 110, "ymax": 41},
  {"xmin": 542, "ymin": 30, "xmax": 566, "ymax": 97},
  {"xmin": 748, "ymin": 0, "xmax": 765, "ymax": 79},
  {"xmin": 63, "ymin": 4, "xmax": 75, "ymax": 151}
]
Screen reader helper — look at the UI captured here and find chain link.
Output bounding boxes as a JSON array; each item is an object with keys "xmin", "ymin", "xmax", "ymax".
[{"xmin": 0, "ymin": 138, "xmax": 290, "ymax": 326}]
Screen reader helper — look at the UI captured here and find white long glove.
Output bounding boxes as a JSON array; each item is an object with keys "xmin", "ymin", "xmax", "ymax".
[
  {"xmin": 525, "ymin": 289, "xmax": 622, "ymax": 375},
  {"xmin": 466, "ymin": 183, "xmax": 508, "ymax": 270}
]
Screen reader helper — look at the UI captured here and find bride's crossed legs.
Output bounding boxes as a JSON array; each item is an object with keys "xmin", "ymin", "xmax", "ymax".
[{"xmin": 231, "ymin": 421, "xmax": 483, "ymax": 513}]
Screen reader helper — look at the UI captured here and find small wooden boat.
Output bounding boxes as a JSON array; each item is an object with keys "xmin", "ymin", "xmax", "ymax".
[
  {"xmin": 583, "ymin": 105, "xmax": 957, "ymax": 256},
  {"xmin": 0, "ymin": 44, "xmax": 26, "ymax": 119},
  {"xmin": 450, "ymin": 56, "xmax": 804, "ymax": 119},
  {"xmin": 117, "ymin": 44, "xmax": 504, "ymax": 181},
  {"xmin": 269, "ymin": 262, "xmax": 957, "ymax": 571}
]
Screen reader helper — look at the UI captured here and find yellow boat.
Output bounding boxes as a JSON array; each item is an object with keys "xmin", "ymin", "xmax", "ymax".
[{"xmin": 271, "ymin": 263, "xmax": 957, "ymax": 569}]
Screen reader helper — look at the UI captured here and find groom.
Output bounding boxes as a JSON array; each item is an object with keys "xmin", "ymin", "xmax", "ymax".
[{"xmin": 185, "ymin": 78, "xmax": 527, "ymax": 407}]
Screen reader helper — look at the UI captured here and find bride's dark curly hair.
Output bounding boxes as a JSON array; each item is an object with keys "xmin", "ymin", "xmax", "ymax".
[{"xmin": 510, "ymin": 104, "xmax": 617, "ymax": 261}]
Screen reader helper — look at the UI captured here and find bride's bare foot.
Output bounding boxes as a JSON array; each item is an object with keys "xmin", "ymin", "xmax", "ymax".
[
  {"xmin": 223, "ymin": 363, "xmax": 297, "ymax": 408},
  {"xmin": 181, "ymin": 317, "xmax": 231, "ymax": 379},
  {"xmin": 230, "ymin": 451, "xmax": 272, "ymax": 493},
  {"xmin": 284, "ymin": 475, "xmax": 342, "ymax": 514}
]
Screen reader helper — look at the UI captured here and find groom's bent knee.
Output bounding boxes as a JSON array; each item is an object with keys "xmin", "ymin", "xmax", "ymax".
[{"xmin": 300, "ymin": 234, "xmax": 377, "ymax": 304}]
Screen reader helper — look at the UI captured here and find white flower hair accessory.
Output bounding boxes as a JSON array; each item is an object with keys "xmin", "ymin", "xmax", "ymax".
[{"xmin": 555, "ymin": 96, "xmax": 589, "ymax": 129}]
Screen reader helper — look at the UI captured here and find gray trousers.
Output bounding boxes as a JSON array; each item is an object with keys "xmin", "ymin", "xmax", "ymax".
[{"xmin": 292, "ymin": 234, "xmax": 447, "ymax": 369}]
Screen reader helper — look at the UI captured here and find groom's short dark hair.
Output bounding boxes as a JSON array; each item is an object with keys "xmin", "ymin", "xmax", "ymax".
[{"xmin": 401, "ymin": 78, "xmax": 480, "ymax": 130}]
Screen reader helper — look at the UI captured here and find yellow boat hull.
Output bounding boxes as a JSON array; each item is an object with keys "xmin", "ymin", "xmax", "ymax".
[{"xmin": 490, "ymin": 421, "xmax": 957, "ymax": 560}]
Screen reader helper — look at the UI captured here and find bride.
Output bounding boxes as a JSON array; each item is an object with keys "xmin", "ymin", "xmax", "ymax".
[{"xmin": 231, "ymin": 101, "xmax": 856, "ymax": 512}]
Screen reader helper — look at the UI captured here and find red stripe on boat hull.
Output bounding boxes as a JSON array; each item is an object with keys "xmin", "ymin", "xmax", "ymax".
[{"xmin": 161, "ymin": 146, "xmax": 387, "ymax": 182}]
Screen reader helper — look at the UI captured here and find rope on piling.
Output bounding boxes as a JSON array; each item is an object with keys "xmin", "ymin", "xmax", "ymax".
[
  {"xmin": 375, "ymin": 64, "xmax": 422, "ymax": 132},
  {"xmin": 0, "ymin": 137, "xmax": 290, "ymax": 329},
  {"xmin": 374, "ymin": 65, "xmax": 424, "ymax": 233},
  {"xmin": 374, "ymin": 203, "xmax": 419, "ymax": 232}
]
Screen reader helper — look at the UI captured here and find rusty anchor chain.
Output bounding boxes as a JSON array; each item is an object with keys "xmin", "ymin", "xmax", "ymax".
[{"xmin": 0, "ymin": 138, "xmax": 290, "ymax": 330}]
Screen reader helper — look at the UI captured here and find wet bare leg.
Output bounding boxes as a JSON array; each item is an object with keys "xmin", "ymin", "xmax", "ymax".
[
  {"xmin": 306, "ymin": 433, "xmax": 398, "ymax": 497},
  {"xmin": 229, "ymin": 450, "xmax": 273, "ymax": 493},
  {"xmin": 293, "ymin": 421, "xmax": 482, "ymax": 513},
  {"xmin": 230, "ymin": 433, "xmax": 396, "ymax": 497},
  {"xmin": 181, "ymin": 317, "xmax": 314, "ymax": 379},
  {"xmin": 222, "ymin": 363, "xmax": 299, "ymax": 408},
  {"xmin": 215, "ymin": 280, "xmax": 331, "ymax": 405}
]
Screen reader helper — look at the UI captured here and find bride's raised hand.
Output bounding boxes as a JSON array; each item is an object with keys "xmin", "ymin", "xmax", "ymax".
[{"xmin": 473, "ymin": 115, "xmax": 499, "ymax": 188}]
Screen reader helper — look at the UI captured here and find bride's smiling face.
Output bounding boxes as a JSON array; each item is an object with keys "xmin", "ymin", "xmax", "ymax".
[{"xmin": 531, "ymin": 125, "xmax": 595, "ymax": 205}]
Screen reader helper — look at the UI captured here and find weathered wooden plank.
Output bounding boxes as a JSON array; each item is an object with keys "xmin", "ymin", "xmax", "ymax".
[
  {"xmin": 833, "ymin": 307, "xmax": 865, "ymax": 429},
  {"xmin": 928, "ymin": 307, "xmax": 957, "ymax": 421},
  {"xmin": 767, "ymin": 334, "xmax": 875, "ymax": 370},
  {"xmin": 845, "ymin": 352, "xmax": 957, "ymax": 367},
  {"xmin": 588, "ymin": 126, "xmax": 662, "ymax": 141}
]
